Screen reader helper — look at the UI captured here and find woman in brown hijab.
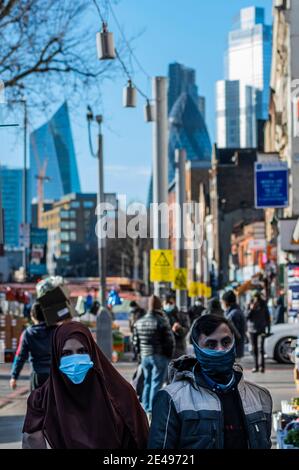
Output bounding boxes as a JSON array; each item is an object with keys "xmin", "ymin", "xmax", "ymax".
[{"xmin": 22, "ymin": 321, "xmax": 149, "ymax": 449}]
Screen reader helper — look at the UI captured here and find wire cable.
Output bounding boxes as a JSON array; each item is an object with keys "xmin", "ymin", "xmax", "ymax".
[
  {"xmin": 92, "ymin": 0, "xmax": 106, "ymax": 24},
  {"xmin": 107, "ymin": 0, "xmax": 151, "ymax": 80},
  {"xmin": 92, "ymin": 0, "xmax": 151, "ymax": 102}
]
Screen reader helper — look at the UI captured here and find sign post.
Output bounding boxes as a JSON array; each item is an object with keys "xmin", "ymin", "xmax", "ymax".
[
  {"xmin": 150, "ymin": 249, "xmax": 174, "ymax": 283},
  {"xmin": 255, "ymin": 162, "xmax": 289, "ymax": 209}
]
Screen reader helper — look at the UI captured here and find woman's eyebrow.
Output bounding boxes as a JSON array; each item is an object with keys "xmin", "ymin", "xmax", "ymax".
[
  {"xmin": 221, "ymin": 336, "xmax": 232, "ymax": 341},
  {"xmin": 205, "ymin": 339, "xmax": 217, "ymax": 345}
]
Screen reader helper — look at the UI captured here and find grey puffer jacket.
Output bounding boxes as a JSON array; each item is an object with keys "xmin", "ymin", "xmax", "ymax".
[
  {"xmin": 148, "ymin": 356, "xmax": 272, "ymax": 449},
  {"xmin": 133, "ymin": 311, "xmax": 175, "ymax": 359}
]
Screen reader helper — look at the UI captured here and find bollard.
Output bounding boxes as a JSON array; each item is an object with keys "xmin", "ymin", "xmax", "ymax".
[{"xmin": 96, "ymin": 307, "xmax": 112, "ymax": 361}]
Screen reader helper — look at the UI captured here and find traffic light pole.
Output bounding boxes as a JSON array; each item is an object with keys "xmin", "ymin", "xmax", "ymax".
[{"xmin": 22, "ymin": 100, "xmax": 28, "ymax": 278}]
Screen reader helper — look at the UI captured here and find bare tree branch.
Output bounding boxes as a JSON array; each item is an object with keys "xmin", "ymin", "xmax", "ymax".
[{"xmin": 0, "ymin": 0, "xmax": 123, "ymax": 108}]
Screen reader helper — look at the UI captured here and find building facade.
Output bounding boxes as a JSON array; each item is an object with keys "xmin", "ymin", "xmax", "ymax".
[
  {"xmin": 216, "ymin": 7, "xmax": 272, "ymax": 148},
  {"xmin": 0, "ymin": 167, "xmax": 23, "ymax": 248},
  {"xmin": 41, "ymin": 193, "xmax": 97, "ymax": 277},
  {"xmin": 208, "ymin": 146, "xmax": 264, "ymax": 288}
]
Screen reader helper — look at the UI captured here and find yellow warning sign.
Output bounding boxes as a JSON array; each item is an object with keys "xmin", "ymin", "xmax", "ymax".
[
  {"xmin": 197, "ymin": 283, "xmax": 205, "ymax": 296},
  {"xmin": 204, "ymin": 286, "xmax": 212, "ymax": 299},
  {"xmin": 188, "ymin": 282, "xmax": 211, "ymax": 298},
  {"xmin": 173, "ymin": 268, "xmax": 187, "ymax": 290},
  {"xmin": 150, "ymin": 250, "xmax": 174, "ymax": 282},
  {"xmin": 188, "ymin": 282, "xmax": 199, "ymax": 298}
]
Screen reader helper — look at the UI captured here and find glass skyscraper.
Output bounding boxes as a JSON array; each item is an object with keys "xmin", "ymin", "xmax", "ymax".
[
  {"xmin": 147, "ymin": 63, "xmax": 211, "ymax": 204},
  {"xmin": 216, "ymin": 7, "xmax": 272, "ymax": 148},
  {"xmin": 0, "ymin": 167, "xmax": 23, "ymax": 248},
  {"xmin": 168, "ymin": 62, "xmax": 200, "ymax": 113},
  {"xmin": 168, "ymin": 93, "xmax": 211, "ymax": 182},
  {"xmin": 29, "ymin": 102, "xmax": 81, "ymax": 217}
]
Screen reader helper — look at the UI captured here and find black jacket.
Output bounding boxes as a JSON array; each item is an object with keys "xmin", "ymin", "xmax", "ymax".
[
  {"xmin": 164, "ymin": 307, "xmax": 190, "ymax": 359},
  {"xmin": 188, "ymin": 304, "xmax": 205, "ymax": 324},
  {"xmin": 225, "ymin": 304, "xmax": 246, "ymax": 358},
  {"xmin": 11, "ymin": 322, "xmax": 55, "ymax": 379},
  {"xmin": 133, "ymin": 311, "xmax": 175, "ymax": 359},
  {"xmin": 247, "ymin": 302, "xmax": 271, "ymax": 334}
]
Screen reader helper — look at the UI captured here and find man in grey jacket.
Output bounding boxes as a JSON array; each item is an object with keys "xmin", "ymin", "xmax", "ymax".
[{"xmin": 148, "ymin": 315, "xmax": 272, "ymax": 449}]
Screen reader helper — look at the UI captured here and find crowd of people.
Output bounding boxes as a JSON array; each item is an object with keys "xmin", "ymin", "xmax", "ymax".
[{"xmin": 10, "ymin": 286, "xmax": 275, "ymax": 449}]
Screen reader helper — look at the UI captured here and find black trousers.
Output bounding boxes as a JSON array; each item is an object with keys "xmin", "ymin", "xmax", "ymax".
[
  {"xmin": 249, "ymin": 333, "xmax": 265, "ymax": 370},
  {"xmin": 30, "ymin": 372, "xmax": 49, "ymax": 391}
]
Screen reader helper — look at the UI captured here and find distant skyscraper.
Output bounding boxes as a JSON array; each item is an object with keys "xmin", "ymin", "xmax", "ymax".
[
  {"xmin": 216, "ymin": 7, "xmax": 272, "ymax": 148},
  {"xmin": 198, "ymin": 96, "xmax": 206, "ymax": 122},
  {"xmin": 168, "ymin": 93, "xmax": 211, "ymax": 182},
  {"xmin": 29, "ymin": 102, "xmax": 81, "ymax": 218},
  {"xmin": 168, "ymin": 62, "xmax": 199, "ymax": 113},
  {"xmin": 147, "ymin": 63, "xmax": 211, "ymax": 204},
  {"xmin": 0, "ymin": 167, "xmax": 23, "ymax": 248}
]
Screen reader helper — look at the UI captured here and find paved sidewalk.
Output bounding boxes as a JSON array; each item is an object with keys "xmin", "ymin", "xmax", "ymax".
[{"xmin": 0, "ymin": 364, "xmax": 30, "ymax": 409}]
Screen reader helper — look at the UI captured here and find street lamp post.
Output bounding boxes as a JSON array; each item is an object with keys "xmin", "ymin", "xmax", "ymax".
[
  {"xmin": 21, "ymin": 99, "xmax": 28, "ymax": 278},
  {"xmin": 152, "ymin": 77, "xmax": 169, "ymax": 297},
  {"xmin": 86, "ymin": 107, "xmax": 112, "ymax": 360},
  {"xmin": 175, "ymin": 149, "xmax": 187, "ymax": 310}
]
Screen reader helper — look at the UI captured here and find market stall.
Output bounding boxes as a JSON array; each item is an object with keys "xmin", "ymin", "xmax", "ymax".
[{"xmin": 274, "ymin": 398, "xmax": 299, "ymax": 449}]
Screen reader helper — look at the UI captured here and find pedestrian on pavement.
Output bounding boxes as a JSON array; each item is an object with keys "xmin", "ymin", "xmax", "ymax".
[
  {"xmin": 163, "ymin": 294, "xmax": 190, "ymax": 359},
  {"xmin": 188, "ymin": 297, "xmax": 205, "ymax": 325},
  {"xmin": 129, "ymin": 301, "xmax": 146, "ymax": 333},
  {"xmin": 246, "ymin": 292, "xmax": 271, "ymax": 373},
  {"xmin": 10, "ymin": 302, "xmax": 56, "ymax": 392},
  {"xmin": 202, "ymin": 297, "xmax": 224, "ymax": 317},
  {"xmin": 84, "ymin": 288, "xmax": 93, "ymax": 313},
  {"xmin": 22, "ymin": 321, "xmax": 149, "ymax": 449},
  {"xmin": 148, "ymin": 314, "xmax": 272, "ymax": 449},
  {"xmin": 129, "ymin": 301, "xmax": 146, "ymax": 361},
  {"xmin": 274, "ymin": 291, "xmax": 286, "ymax": 325},
  {"xmin": 133, "ymin": 295, "xmax": 175, "ymax": 422},
  {"xmin": 222, "ymin": 290, "xmax": 246, "ymax": 359}
]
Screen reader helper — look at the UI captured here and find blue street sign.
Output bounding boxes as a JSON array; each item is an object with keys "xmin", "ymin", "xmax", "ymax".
[{"xmin": 255, "ymin": 162, "xmax": 289, "ymax": 208}]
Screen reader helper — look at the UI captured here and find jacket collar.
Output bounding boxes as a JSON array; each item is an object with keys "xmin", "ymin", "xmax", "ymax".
[{"xmin": 168, "ymin": 355, "xmax": 244, "ymax": 392}]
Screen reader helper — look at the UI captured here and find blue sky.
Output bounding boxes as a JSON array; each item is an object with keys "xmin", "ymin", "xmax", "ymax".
[{"xmin": 0, "ymin": 0, "xmax": 272, "ymax": 204}]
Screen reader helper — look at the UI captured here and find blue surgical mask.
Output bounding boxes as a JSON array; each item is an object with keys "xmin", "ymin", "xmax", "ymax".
[
  {"xmin": 192, "ymin": 338, "xmax": 236, "ymax": 376},
  {"xmin": 59, "ymin": 354, "xmax": 94, "ymax": 384},
  {"xmin": 164, "ymin": 304, "xmax": 175, "ymax": 314}
]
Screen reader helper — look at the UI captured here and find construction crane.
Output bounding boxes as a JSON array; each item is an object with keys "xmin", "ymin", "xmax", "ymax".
[{"xmin": 31, "ymin": 134, "xmax": 51, "ymax": 228}]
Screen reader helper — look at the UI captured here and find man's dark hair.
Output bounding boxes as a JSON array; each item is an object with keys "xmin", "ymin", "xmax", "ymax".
[
  {"xmin": 130, "ymin": 301, "xmax": 138, "ymax": 308},
  {"xmin": 165, "ymin": 294, "xmax": 175, "ymax": 303},
  {"xmin": 192, "ymin": 314, "xmax": 234, "ymax": 342},
  {"xmin": 222, "ymin": 290, "xmax": 236, "ymax": 306},
  {"xmin": 31, "ymin": 302, "xmax": 45, "ymax": 322}
]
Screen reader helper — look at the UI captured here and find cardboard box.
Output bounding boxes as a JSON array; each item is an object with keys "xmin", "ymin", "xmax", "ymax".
[
  {"xmin": 42, "ymin": 301, "xmax": 74, "ymax": 326},
  {"xmin": 38, "ymin": 286, "xmax": 70, "ymax": 308}
]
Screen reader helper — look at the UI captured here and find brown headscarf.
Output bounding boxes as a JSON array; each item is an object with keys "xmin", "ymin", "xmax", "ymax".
[
  {"xmin": 23, "ymin": 321, "xmax": 149, "ymax": 449},
  {"xmin": 148, "ymin": 295, "xmax": 162, "ymax": 312}
]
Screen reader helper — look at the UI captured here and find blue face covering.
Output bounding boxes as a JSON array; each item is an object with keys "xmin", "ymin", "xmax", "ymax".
[
  {"xmin": 192, "ymin": 338, "xmax": 236, "ymax": 377},
  {"xmin": 164, "ymin": 304, "xmax": 175, "ymax": 314},
  {"xmin": 59, "ymin": 354, "xmax": 94, "ymax": 384}
]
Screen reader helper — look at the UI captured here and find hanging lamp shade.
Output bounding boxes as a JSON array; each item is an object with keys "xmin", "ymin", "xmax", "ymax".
[
  {"xmin": 144, "ymin": 100, "xmax": 155, "ymax": 122},
  {"xmin": 123, "ymin": 80, "xmax": 137, "ymax": 108},
  {"xmin": 96, "ymin": 22, "xmax": 116, "ymax": 60}
]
